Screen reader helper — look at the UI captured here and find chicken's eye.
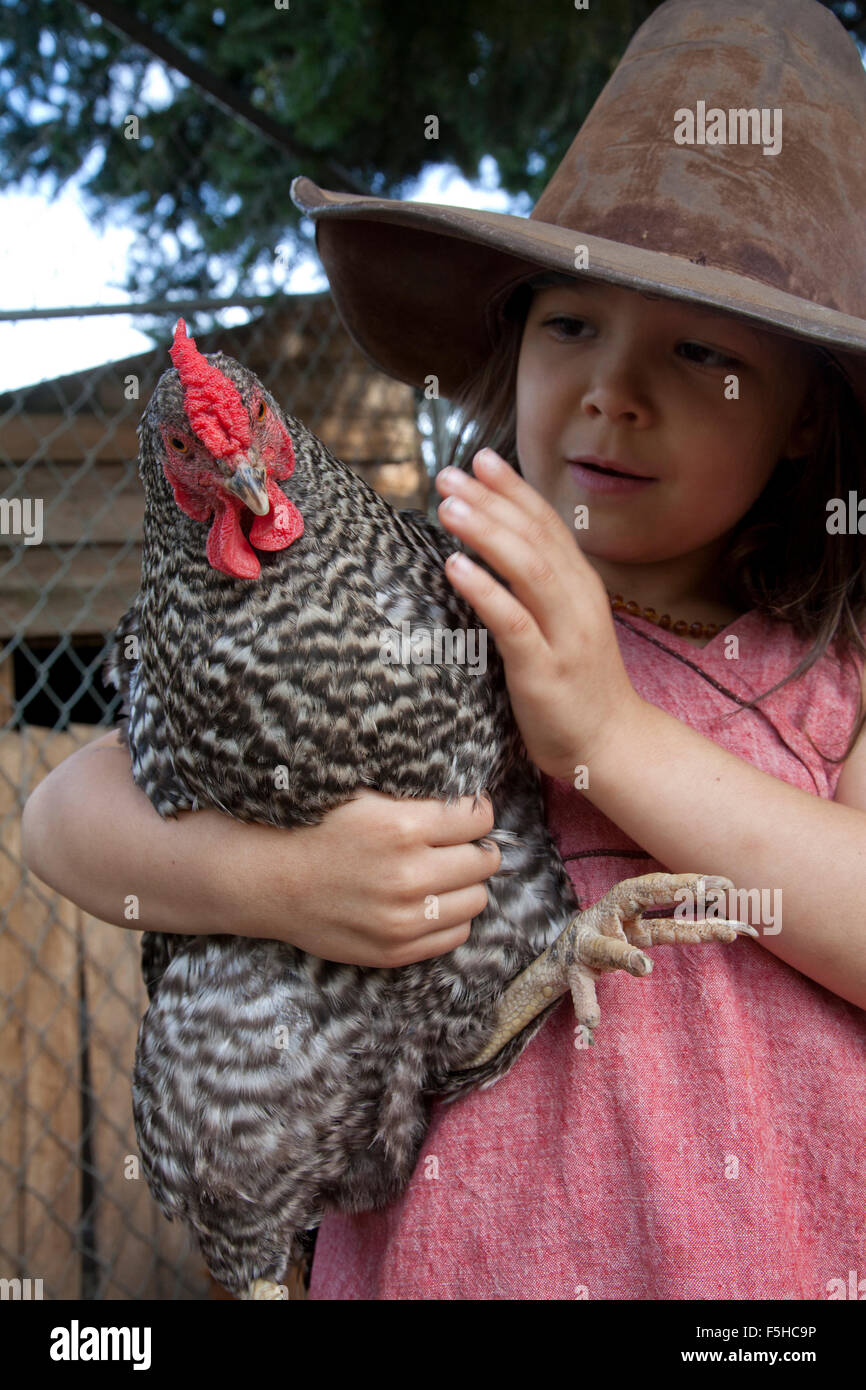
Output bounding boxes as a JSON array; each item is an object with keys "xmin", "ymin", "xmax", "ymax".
[
  {"xmin": 256, "ymin": 400, "xmax": 267, "ymax": 421},
  {"xmin": 169, "ymin": 436, "xmax": 189, "ymax": 453}
]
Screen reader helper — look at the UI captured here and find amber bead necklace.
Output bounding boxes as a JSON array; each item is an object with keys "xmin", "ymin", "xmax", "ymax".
[{"xmin": 606, "ymin": 591, "xmax": 721, "ymax": 641}]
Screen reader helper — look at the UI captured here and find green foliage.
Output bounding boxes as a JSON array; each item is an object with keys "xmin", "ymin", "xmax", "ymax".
[{"xmin": 1, "ymin": 0, "xmax": 863, "ymax": 301}]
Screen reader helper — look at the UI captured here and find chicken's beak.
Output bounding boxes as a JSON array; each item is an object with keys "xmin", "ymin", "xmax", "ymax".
[{"xmin": 223, "ymin": 459, "xmax": 271, "ymax": 515}]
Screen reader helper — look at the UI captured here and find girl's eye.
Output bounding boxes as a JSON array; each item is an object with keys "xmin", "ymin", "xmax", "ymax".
[
  {"xmin": 169, "ymin": 436, "xmax": 188, "ymax": 453},
  {"xmin": 544, "ymin": 314, "xmax": 590, "ymax": 340},
  {"xmin": 541, "ymin": 316, "xmax": 739, "ymax": 367},
  {"xmin": 256, "ymin": 400, "xmax": 267, "ymax": 421},
  {"xmin": 678, "ymin": 342, "xmax": 738, "ymax": 368}
]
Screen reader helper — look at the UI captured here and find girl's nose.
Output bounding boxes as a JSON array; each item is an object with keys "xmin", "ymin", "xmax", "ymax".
[{"xmin": 580, "ymin": 358, "xmax": 652, "ymax": 426}]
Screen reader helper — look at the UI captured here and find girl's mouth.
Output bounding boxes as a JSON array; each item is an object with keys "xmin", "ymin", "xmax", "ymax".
[{"xmin": 568, "ymin": 460, "xmax": 656, "ymax": 496}]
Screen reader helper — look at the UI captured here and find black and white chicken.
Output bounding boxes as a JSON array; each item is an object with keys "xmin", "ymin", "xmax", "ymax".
[{"xmin": 105, "ymin": 320, "xmax": 752, "ymax": 1299}]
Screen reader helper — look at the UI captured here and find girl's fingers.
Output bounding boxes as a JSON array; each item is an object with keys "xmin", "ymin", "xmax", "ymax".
[
  {"xmin": 443, "ymin": 550, "xmax": 543, "ymax": 659},
  {"xmin": 409, "ymin": 842, "xmax": 502, "ymax": 897},
  {"xmin": 413, "ymin": 792, "xmax": 495, "ymax": 846},
  {"xmin": 436, "ymin": 452, "xmax": 570, "ymax": 557},
  {"xmin": 436, "ymin": 452, "xmax": 598, "ymax": 643},
  {"xmin": 390, "ymin": 920, "xmax": 476, "ymax": 966},
  {"xmin": 440, "ymin": 491, "xmax": 579, "ymax": 646}
]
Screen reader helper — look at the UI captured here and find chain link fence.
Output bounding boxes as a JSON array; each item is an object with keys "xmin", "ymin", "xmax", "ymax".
[{"xmin": 0, "ymin": 42, "xmax": 458, "ymax": 1299}]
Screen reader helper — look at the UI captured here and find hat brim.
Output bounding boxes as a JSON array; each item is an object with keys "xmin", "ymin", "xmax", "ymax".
[{"xmin": 290, "ymin": 175, "xmax": 866, "ymax": 409}]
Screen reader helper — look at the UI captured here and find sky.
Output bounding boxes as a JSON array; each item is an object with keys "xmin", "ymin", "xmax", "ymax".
[{"xmin": 0, "ymin": 156, "xmax": 526, "ymax": 393}]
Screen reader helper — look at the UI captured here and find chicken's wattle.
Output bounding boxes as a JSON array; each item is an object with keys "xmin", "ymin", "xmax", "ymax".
[
  {"xmin": 204, "ymin": 483, "xmax": 304, "ymax": 580},
  {"xmin": 167, "ymin": 319, "xmax": 303, "ymax": 578}
]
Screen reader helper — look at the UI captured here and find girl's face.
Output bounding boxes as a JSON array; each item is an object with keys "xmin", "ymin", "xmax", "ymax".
[{"xmin": 515, "ymin": 280, "xmax": 817, "ymax": 607}]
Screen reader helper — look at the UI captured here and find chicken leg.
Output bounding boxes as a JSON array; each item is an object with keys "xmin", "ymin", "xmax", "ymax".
[
  {"xmin": 457, "ymin": 872, "xmax": 758, "ymax": 1068},
  {"xmin": 243, "ymin": 872, "xmax": 753, "ymax": 1298}
]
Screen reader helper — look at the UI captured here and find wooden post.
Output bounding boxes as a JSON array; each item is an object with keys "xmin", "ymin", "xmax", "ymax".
[{"xmin": 1, "ymin": 725, "xmax": 82, "ymax": 1297}]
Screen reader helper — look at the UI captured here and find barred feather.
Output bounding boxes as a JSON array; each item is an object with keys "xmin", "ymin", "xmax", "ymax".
[{"xmin": 108, "ymin": 350, "xmax": 580, "ymax": 1296}]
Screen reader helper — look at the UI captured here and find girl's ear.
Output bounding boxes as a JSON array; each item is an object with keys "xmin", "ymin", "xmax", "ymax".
[
  {"xmin": 782, "ymin": 404, "xmax": 819, "ymax": 461},
  {"xmin": 781, "ymin": 351, "xmax": 827, "ymax": 461}
]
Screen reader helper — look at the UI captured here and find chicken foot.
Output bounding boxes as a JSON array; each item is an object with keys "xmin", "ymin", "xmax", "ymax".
[
  {"xmin": 243, "ymin": 871, "xmax": 755, "ymax": 1298},
  {"xmin": 457, "ymin": 872, "xmax": 758, "ymax": 1069}
]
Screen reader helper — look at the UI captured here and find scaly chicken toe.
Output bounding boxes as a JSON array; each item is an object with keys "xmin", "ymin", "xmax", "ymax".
[
  {"xmin": 459, "ymin": 872, "xmax": 758, "ymax": 1067},
  {"xmin": 242, "ymin": 1278, "xmax": 286, "ymax": 1300}
]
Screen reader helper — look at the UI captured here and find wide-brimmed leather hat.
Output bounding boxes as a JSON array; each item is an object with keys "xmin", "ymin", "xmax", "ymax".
[{"xmin": 290, "ymin": 0, "xmax": 866, "ymax": 413}]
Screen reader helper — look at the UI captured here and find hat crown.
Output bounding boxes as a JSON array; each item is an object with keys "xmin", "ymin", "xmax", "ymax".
[
  {"xmin": 291, "ymin": 0, "xmax": 866, "ymax": 411},
  {"xmin": 531, "ymin": 0, "xmax": 866, "ymax": 315}
]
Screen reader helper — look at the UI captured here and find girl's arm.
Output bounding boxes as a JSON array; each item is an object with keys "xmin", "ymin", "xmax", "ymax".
[
  {"xmin": 582, "ymin": 697, "xmax": 866, "ymax": 1014},
  {"xmin": 434, "ymin": 451, "xmax": 866, "ymax": 1013},
  {"xmin": 21, "ymin": 731, "xmax": 501, "ymax": 968}
]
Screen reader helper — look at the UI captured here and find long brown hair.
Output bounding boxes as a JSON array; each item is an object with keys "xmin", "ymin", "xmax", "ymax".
[{"xmin": 443, "ymin": 274, "xmax": 866, "ymax": 764}]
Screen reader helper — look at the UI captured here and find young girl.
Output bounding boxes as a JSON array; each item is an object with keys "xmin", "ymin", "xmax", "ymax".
[{"xmin": 23, "ymin": 0, "xmax": 866, "ymax": 1298}]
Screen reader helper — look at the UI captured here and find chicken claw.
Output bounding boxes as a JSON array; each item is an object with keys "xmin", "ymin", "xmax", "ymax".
[
  {"xmin": 457, "ymin": 873, "xmax": 758, "ymax": 1068},
  {"xmin": 242, "ymin": 1278, "xmax": 287, "ymax": 1299}
]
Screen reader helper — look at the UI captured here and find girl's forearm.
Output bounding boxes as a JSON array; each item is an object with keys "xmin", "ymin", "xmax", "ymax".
[
  {"xmin": 582, "ymin": 697, "xmax": 866, "ymax": 1012},
  {"xmin": 21, "ymin": 731, "xmax": 265, "ymax": 936}
]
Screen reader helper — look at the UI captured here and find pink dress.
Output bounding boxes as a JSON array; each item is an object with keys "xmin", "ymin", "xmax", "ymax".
[{"xmin": 308, "ymin": 609, "xmax": 866, "ymax": 1300}]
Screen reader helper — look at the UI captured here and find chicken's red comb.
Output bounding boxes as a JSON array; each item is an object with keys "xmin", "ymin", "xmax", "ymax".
[{"xmin": 169, "ymin": 318, "xmax": 251, "ymax": 459}]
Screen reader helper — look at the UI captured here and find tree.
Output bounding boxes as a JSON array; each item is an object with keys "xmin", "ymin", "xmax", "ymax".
[{"xmin": 2, "ymin": 1, "xmax": 862, "ymax": 302}]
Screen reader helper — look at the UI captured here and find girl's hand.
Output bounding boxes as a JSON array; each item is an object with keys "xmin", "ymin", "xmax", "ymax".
[
  {"xmin": 436, "ymin": 448, "xmax": 644, "ymax": 781},
  {"xmin": 21, "ymin": 734, "xmax": 501, "ymax": 969},
  {"xmin": 259, "ymin": 788, "xmax": 501, "ymax": 967}
]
